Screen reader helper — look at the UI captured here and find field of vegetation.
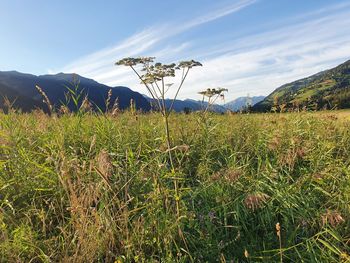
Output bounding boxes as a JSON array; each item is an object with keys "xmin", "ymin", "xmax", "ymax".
[{"xmin": 1, "ymin": 109, "xmax": 350, "ymax": 262}]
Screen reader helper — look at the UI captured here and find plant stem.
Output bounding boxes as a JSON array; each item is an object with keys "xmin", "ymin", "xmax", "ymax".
[
  {"xmin": 130, "ymin": 65, "xmax": 163, "ymax": 113},
  {"xmin": 160, "ymin": 77, "xmax": 180, "ymax": 217},
  {"xmin": 168, "ymin": 67, "xmax": 190, "ymax": 115},
  {"xmin": 164, "ymin": 115, "xmax": 180, "ymax": 217}
]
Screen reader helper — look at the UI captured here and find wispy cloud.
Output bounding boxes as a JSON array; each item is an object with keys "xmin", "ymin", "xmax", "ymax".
[
  {"xmin": 59, "ymin": 1, "xmax": 350, "ymax": 101},
  {"xmin": 58, "ymin": 0, "xmax": 257, "ymax": 93},
  {"xmin": 182, "ymin": 6, "xmax": 350, "ymax": 99},
  {"xmin": 176, "ymin": 0, "xmax": 257, "ymax": 32}
]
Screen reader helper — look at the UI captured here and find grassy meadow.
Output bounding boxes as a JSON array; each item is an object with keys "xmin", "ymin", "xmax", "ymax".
[{"xmin": 1, "ymin": 109, "xmax": 350, "ymax": 262}]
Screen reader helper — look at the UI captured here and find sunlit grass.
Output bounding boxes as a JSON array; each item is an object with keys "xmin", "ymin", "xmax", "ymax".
[{"xmin": 1, "ymin": 110, "xmax": 350, "ymax": 262}]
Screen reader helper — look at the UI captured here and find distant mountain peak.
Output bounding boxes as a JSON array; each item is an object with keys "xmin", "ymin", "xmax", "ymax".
[{"xmin": 224, "ymin": 96, "xmax": 265, "ymax": 111}]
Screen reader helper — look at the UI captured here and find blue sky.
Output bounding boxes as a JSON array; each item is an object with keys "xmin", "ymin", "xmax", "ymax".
[{"xmin": 1, "ymin": 0, "xmax": 350, "ymax": 101}]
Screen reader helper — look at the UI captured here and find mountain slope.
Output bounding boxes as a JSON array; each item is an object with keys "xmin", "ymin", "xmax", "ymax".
[
  {"xmin": 253, "ymin": 59, "xmax": 350, "ymax": 111},
  {"xmin": 145, "ymin": 97, "xmax": 227, "ymax": 112},
  {"xmin": 145, "ymin": 96, "xmax": 265, "ymax": 113},
  {"xmin": 0, "ymin": 71, "xmax": 150, "ymax": 112},
  {"xmin": 0, "ymin": 80, "xmax": 45, "ymax": 112},
  {"xmin": 224, "ymin": 96, "xmax": 265, "ymax": 111}
]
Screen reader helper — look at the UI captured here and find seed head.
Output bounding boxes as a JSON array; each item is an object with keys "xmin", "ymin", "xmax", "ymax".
[
  {"xmin": 244, "ymin": 193, "xmax": 269, "ymax": 211},
  {"xmin": 321, "ymin": 210, "xmax": 344, "ymax": 227},
  {"xmin": 36, "ymin": 85, "xmax": 53, "ymax": 114},
  {"xmin": 276, "ymin": 222, "xmax": 281, "ymax": 238},
  {"xmin": 96, "ymin": 150, "xmax": 113, "ymax": 179},
  {"xmin": 79, "ymin": 96, "xmax": 92, "ymax": 112},
  {"xmin": 59, "ymin": 105, "xmax": 70, "ymax": 115},
  {"xmin": 106, "ymin": 89, "xmax": 113, "ymax": 109}
]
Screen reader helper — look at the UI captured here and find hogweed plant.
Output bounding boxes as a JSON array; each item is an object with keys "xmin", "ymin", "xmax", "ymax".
[
  {"xmin": 198, "ymin": 87, "xmax": 228, "ymax": 114},
  {"xmin": 116, "ymin": 57, "xmax": 201, "ymax": 218},
  {"xmin": 115, "ymin": 57, "xmax": 202, "ymax": 166},
  {"xmin": 198, "ymin": 87, "xmax": 227, "ymax": 129}
]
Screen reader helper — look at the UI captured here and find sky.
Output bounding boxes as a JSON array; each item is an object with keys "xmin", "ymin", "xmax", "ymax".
[{"xmin": 0, "ymin": 0, "xmax": 350, "ymax": 101}]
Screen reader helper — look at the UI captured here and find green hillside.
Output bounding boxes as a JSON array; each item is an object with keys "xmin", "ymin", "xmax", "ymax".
[{"xmin": 253, "ymin": 59, "xmax": 350, "ymax": 111}]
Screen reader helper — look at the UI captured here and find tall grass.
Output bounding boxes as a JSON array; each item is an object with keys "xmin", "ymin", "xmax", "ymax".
[{"xmin": 1, "ymin": 110, "xmax": 350, "ymax": 262}]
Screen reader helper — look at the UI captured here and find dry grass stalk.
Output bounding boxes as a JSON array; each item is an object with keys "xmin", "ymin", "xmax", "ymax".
[
  {"xmin": 244, "ymin": 193, "xmax": 269, "ymax": 211},
  {"xmin": 36, "ymin": 85, "xmax": 53, "ymax": 114},
  {"xmin": 321, "ymin": 210, "xmax": 345, "ymax": 227},
  {"xmin": 276, "ymin": 222, "xmax": 281, "ymax": 238},
  {"xmin": 210, "ymin": 170, "xmax": 223, "ymax": 181},
  {"xmin": 276, "ymin": 222, "xmax": 283, "ymax": 262},
  {"xmin": 2, "ymin": 96, "xmax": 15, "ymax": 112},
  {"xmin": 111, "ymin": 97, "xmax": 120, "ymax": 116},
  {"xmin": 79, "ymin": 96, "xmax": 92, "ymax": 112},
  {"xmin": 59, "ymin": 157, "xmax": 115, "ymax": 262},
  {"xmin": 96, "ymin": 149, "xmax": 113, "ymax": 180},
  {"xmin": 106, "ymin": 88, "xmax": 112, "ymax": 110},
  {"xmin": 268, "ymin": 136, "xmax": 282, "ymax": 151},
  {"xmin": 225, "ymin": 169, "xmax": 242, "ymax": 183},
  {"xmin": 211, "ymin": 168, "xmax": 242, "ymax": 183},
  {"xmin": 59, "ymin": 105, "xmax": 70, "ymax": 115},
  {"xmin": 278, "ymin": 146, "xmax": 306, "ymax": 169},
  {"xmin": 244, "ymin": 249, "xmax": 249, "ymax": 258},
  {"xmin": 88, "ymin": 135, "xmax": 96, "ymax": 154}
]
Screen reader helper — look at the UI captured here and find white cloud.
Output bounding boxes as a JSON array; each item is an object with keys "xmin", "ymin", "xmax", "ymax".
[
  {"xmin": 57, "ymin": 0, "xmax": 257, "ymax": 92},
  {"xmin": 182, "ymin": 8, "xmax": 350, "ymax": 100},
  {"xmin": 59, "ymin": 1, "xmax": 350, "ymax": 102}
]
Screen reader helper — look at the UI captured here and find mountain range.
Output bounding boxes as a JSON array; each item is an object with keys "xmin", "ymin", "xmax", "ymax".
[
  {"xmin": 144, "ymin": 96, "xmax": 265, "ymax": 113},
  {"xmin": 0, "ymin": 71, "xmax": 150, "ymax": 112},
  {"xmin": 145, "ymin": 97, "xmax": 226, "ymax": 112},
  {"xmin": 253, "ymin": 59, "xmax": 350, "ymax": 111},
  {"xmin": 0, "ymin": 70, "xmax": 264, "ymax": 113},
  {"xmin": 224, "ymin": 96, "xmax": 265, "ymax": 111},
  {"xmin": 2, "ymin": 59, "xmax": 349, "ymax": 114}
]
